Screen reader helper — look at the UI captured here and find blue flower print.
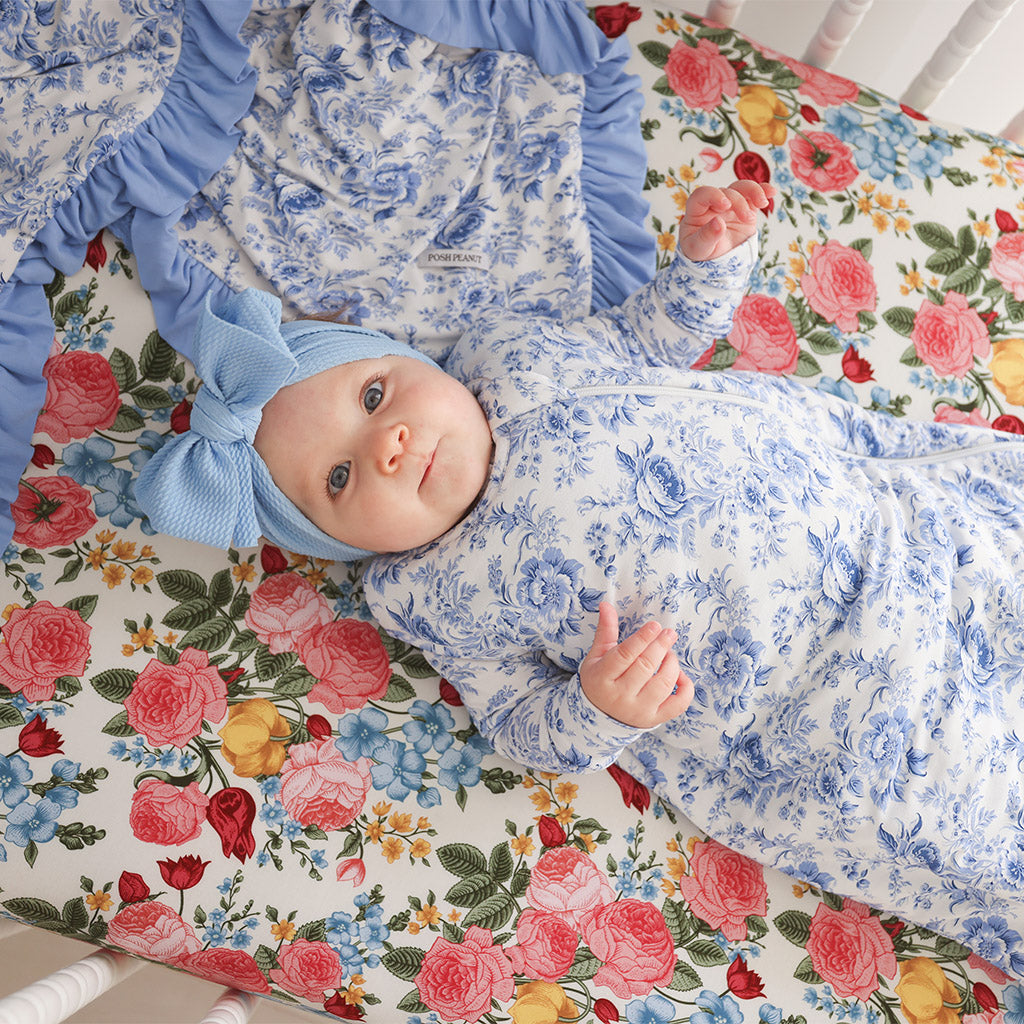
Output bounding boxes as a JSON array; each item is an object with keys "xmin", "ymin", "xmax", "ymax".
[
  {"xmin": 855, "ymin": 709, "xmax": 927, "ymax": 809},
  {"xmin": 437, "ymin": 743, "xmax": 482, "ymax": 791},
  {"xmin": 341, "ymin": 158, "xmax": 421, "ymax": 221},
  {"xmin": 617, "ymin": 436, "xmax": 688, "ymax": 528},
  {"xmin": 807, "ymin": 522, "xmax": 863, "ymax": 623},
  {"xmin": 4, "ymin": 796, "xmax": 62, "ymax": 847},
  {"xmin": 94, "ymin": 466, "xmax": 145, "ymax": 527},
  {"xmin": 516, "ymin": 548, "xmax": 601, "ymax": 645},
  {"xmin": 370, "ymin": 740, "xmax": 426, "ymax": 800},
  {"xmin": 276, "ymin": 178, "xmax": 326, "ymax": 216},
  {"xmin": 494, "ymin": 129, "xmax": 569, "ymax": 200},
  {"xmin": 0, "ymin": 754, "xmax": 31, "ymax": 808},
  {"xmin": 434, "ymin": 186, "xmax": 496, "ymax": 248},
  {"xmin": 336, "ymin": 707, "xmax": 390, "ymax": 760},
  {"xmin": 129, "ymin": 430, "xmax": 168, "ymax": 472},
  {"xmin": 691, "ymin": 990, "xmax": 743, "ymax": 1024},
  {"xmin": 699, "ymin": 626, "xmax": 772, "ymax": 719},
  {"xmin": 402, "ymin": 700, "xmax": 455, "ymax": 754},
  {"xmin": 59, "ymin": 437, "xmax": 117, "ymax": 486},
  {"xmin": 960, "ymin": 916, "xmax": 1024, "ymax": 977},
  {"xmin": 625, "ymin": 993, "xmax": 675, "ymax": 1024}
]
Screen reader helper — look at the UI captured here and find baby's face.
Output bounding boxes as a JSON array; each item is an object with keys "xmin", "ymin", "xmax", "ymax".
[{"xmin": 254, "ymin": 356, "xmax": 493, "ymax": 553}]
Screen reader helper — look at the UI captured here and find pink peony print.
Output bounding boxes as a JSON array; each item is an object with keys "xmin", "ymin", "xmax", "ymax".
[
  {"xmin": 128, "ymin": 778, "xmax": 209, "ymax": 845},
  {"xmin": 35, "ymin": 350, "xmax": 121, "ymax": 443},
  {"xmin": 0, "ymin": 601, "xmax": 91, "ymax": 702},
  {"xmin": 183, "ymin": 948, "xmax": 271, "ymax": 994},
  {"xmin": 678, "ymin": 839, "xmax": 768, "ymax": 940},
  {"xmin": 297, "ymin": 618, "xmax": 392, "ymax": 713},
  {"xmin": 278, "ymin": 738, "xmax": 371, "ymax": 829},
  {"xmin": 525, "ymin": 846, "xmax": 616, "ymax": 929},
  {"xmin": 911, "ymin": 290, "xmax": 991, "ymax": 378},
  {"xmin": 727, "ymin": 294, "xmax": 800, "ymax": 374},
  {"xmin": 806, "ymin": 898, "xmax": 897, "ymax": 1001},
  {"xmin": 244, "ymin": 572, "xmax": 331, "ymax": 655},
  {"xmin": 801, "ymin": 240, "xmax": 877, "ymax": 332},
  {"xmin": 11, "ymin": 475, "xmax": 97, "ymax": 549},
  {"xmin": 268, "ymin": 938, "xmax": 344, "ymax": 1001},
  {"xmin": 107, "ymin": 901, "xmax": 201, "ymax": 965},
  {"xmin": 789, "ymin": 131, "xmax": 859, "ymax": 192},
  {"xmin": 415, "ymin": 925, "xmax": 514, "ymax": 1023},
  {"xmin": 505, "ymin": 908, "xmax": 580, "ymax": 982},
  {"xmin": 664, "ymin": 38, "xmax": 738, "ymax": 111},
  {"xmin": 989, "ymin": 231, "xmax": 1024, "ymax": 300}
]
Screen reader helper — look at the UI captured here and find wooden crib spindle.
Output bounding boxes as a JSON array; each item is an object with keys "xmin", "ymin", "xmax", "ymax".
[
  {"xmin": 705, "ymin": 0, "xmax": 745, "ymax": 27},
  {"xmin": 900, "ymin": 0, "xmax": 1020, "ymax": 115},
  {"xmin": 800, "ymin": 0, "xmax": 875, "ymax": 68},
  {"xmin": 198, "ymin": 988, "xmax": 257, "ymax": 1024}
]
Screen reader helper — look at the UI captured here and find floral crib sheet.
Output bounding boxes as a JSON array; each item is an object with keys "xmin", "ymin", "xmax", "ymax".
[{"xmin": 5, "ymin": 3, "xmax": 1024, "ymax": 1023}]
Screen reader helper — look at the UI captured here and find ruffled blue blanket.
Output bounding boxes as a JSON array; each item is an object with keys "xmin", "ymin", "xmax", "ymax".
[{"xmin": 0, "ymin": 0, "xmax": 653, "ymax": 551}]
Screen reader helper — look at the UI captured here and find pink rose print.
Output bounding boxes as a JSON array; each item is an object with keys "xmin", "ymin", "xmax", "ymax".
[
  {"xmin": 727, "ymin": 294, "xmax": 799, "ymax": 374},
  {"xmin": 505, "ymin": 908, "xmax": 580, "ymax": 982},
  {"xmin": 107, "ymin": 901, "xmax": 201, "ymax": 965},
  {"xmin": 788, "ymin": 131, "xmax": 859, "ymax": 192},
  {"xmin": 525, "ymin": 846, "xmax": 616, "ymax": 929},
  {"xmin": 278, "ymin": 738, "xmax": 372, "ymax": 829},
  {"xmin": 911, "ymin": 290, "xmax": 991, "ymax": 378},
  {"xmin": 579, "ymin": 899, "xmax": 676, "ymax": 998},
  {"xmin": 124, "ymin": 647, "xmax": 228, "ymax": 748},
  {"xmin": 934, "ymin": 405, "xmax": 991, "ymax": 428},
  {"xmin": 678, "ymin": 839, "xmax": 768, "ymax": 940},
  {"xmin": 784, "ymin": 56, "xmax": 860, "ymax": 106},
  {"xmin": 0, "ymin": 600, "xmax": 91, "ymax": 702},
  {"xmin": 297, "ymin": 618, "xmax": 392, "ymax": 713},
  {"xmin": 806, "ymin": 898, "xmax": 897, "ymax": 1001},
  {"xmin": 183, "ymin": 948, "xmax": 271, "ymax": 994},
  {"xmin": 35, "ymin": 350, "xmax": 121, "ymax": 443},
  {"xmin": 128, "ymin": 778, "xmax": 209, "ymax": 845},
  {"xmin": 269, "ymin": 938, "xmax": 344, "ymax": 1001},
  {"xmin": 664, "ymin": 38, "xmax": 738, "ymax": 111},
  {"xmin": 244, "ymin": 572, "xmax": 331, "ymax": 655},
  {"xmin": 415, "ymin": 925, "xmax": 514, "ymax": 1023},
  {"xmin": 801, "ymin": 240, "xmax": 877, "ymax": 332},
  {"xmin": 11, "ymin": 475, "xmax": 97, "ymax": 549},
  {"xmin": 989, "ymin": 231, "xmax": 1024, "ymax": 300}
]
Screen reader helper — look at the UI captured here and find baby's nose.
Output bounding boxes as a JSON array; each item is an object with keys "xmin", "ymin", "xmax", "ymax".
[{"xmin": 375, "ymin": 423, "xmax": 409, "ymax": 473}]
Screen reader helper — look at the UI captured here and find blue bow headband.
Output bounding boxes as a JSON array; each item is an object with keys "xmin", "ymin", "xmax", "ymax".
[{"xmin": 134, "ymin": 288, "xmax": 440, "ymax": 562}]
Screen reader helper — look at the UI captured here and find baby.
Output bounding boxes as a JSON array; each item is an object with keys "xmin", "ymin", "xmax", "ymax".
[{"xmin": 137, "ymin": 178, "xmax": 1024, "ymax": 974}]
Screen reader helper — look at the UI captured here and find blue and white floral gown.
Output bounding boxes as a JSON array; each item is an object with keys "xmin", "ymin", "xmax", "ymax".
[{"xmin": 364, "ymin": 236, "xmax": 1024, "ymax": 974}]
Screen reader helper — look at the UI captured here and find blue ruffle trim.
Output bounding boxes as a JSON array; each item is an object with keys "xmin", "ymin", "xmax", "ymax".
[
  {"xmin": 368, "ymin": 0, "xmax": 655, "ymax": 309},
  {"xmin": 0, "ymin": 0, "xmax": 255, "ymax": 551}
]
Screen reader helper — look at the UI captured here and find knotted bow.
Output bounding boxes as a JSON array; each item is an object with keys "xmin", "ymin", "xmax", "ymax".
[{"xmin": 134, "ymin": 287, "xmax": 438, "ymax": 561}]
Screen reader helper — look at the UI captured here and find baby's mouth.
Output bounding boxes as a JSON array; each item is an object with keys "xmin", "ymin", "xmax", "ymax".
[{"xmin": 418, "ymin": 449, "xmax": 436, "ymax": 491}]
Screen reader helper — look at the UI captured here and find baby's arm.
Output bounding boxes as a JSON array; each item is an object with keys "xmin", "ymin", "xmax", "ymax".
[
  {"xmin": 580, "ymin": 602, "xmax": 694, "ymax": 728},
  {"xmin": 593, "ymin": 179, "xmax": 773, "ymax": 368}
]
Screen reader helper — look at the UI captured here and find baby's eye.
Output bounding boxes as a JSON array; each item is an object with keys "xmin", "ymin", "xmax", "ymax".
[
  {"xmin": 328, "ymin": 462, "xmax": 350, "ymax": 495},
  {"xmin": 363, "ymin": 381, "xmax": 384, "ymax": 413}
]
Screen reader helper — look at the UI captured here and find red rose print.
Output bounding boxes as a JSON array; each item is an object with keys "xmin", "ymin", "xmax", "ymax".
[
  {"xmin": 35, "ymin": 350, "xmax": 121, "ymax": 443},
  {"xmin": 538, "ymin": 815, "xmax": 567, "ymax": 847},
  {"xmin": 802, "ymin": 240, "xmax": 877, "ymax": 332},
  {"xmin": 678, "ymin": 839, "xmax": 767, "ymax": 940},
  {"xmin": 606, "ymin": 764, "xmax": 650, "ymax": 813},
  {"xmin": 726, "ymin": 955, "xmax": 765, "ymax": 998},
  {"xmin": 118, "ymin": 871, "xmax": 150, "ymax": 905},
  {"xmin": 780, "ymin": 54, "xmax": 859, "ymax": 106},
  {"xmin": 0, "ymin": 600, "xmax": 91, "ymax": 703},
  {"xmin": 268, "ymin": 938, "xmax": 345, "ymax": 1002},
  {"xmin": 989, "ymin": 231, "xmax": 1024, "ymax": 300},
  {"xmin": 124, "ymin": 647, "xmax": 229, "ymax": 748},
  {"xmin": 580, "ymin": 899, "xmax": 676, "ymax": 998},
  {"xmin": 297, "ymin": 619, "xmax": 392, "ymax": 713},
  {"xmin": 183, "ymin": 948, "xmax": 271, "ymax": 994},
  {"xmin": 995, "ymin": 208, "xmax": 1020, "ymax": 233},
  {"xmin": 973, "ymin": 982, "xmax": 999, "ymax": 1013},
  {"xmin": 336, "ymin": 858, "xmax": 366, "ymax": 886},
  {"xmin": 900, "ymin": 102, "xmax": 928, "ymax": 120},
  {"xmin": 415, "ymin": 926, "xmax": 514, "ymax": 1023},
  {"xmin": 323, "ymin": 994, "xmax": 365, "ymax": 1019},
  {"xmin": 207, "ymin": 787, "xmax": 257, "ymax": 862},
  {"xmin": 789, "ymin": 131, "xmax": 858, "ymax": 192},
  {"xmin": 727, "ymin": 294, "xmax": 799, "ymax": 374},
  {"xmin": 30, "ymin": 444, "xmax": 54, "ymax": 468},
  {"xmin": 842, "ymin": 346, "xmax": 875, "ymax": 382},
  {"xmin": 525, "ymin": 846, "xmax": 616, "ymax": 929},
  {"xmin": 593, "ymin": 3, "xmax": 641, "ymax": 38},
  {"xmin": 106, "ymin": 901, "xmax": 201, "ymax": 965},
  {"xmin": 84, "ymin": 230, "xmax": 108, "ymax": 271},
  {"xmin": 800, "ymin": 104, "xmax": 820, "ymax": 123},
  {"xmin": 733, "ymin": 151, "xmax": 770, "ymax": 184},
  {"xmin": 438, "ymin": 679, "xmax": 463, "ymax": 706},
  {"xmin": 260, "ymin": 543, "xmax": 289, "ymax": 575},
  {"xmin": 170, "ymin": 397, "xmax": 192, "ymax": 434},
  {"xmin": 664, "ymin": 38, "xmax": 738, "ymax": 111},
  {"xmin": 157, "ymin": 854, "xmax": 210, "ymax": 891},
  {"xmin": 129, "ymin": 778, "xmax": 209, "ymax": 845},
  {"xmin": 18, "ymin": 715, "xmax": 63, "ymax": 756},
  {"xmin": 805, "ymin": 898, "xmax": 897, "ymax": 1001},
  {"xmin": 993, "ymin": 413, "xmax": 1024, "ymax": 434},
  {"xmin": 11, "ymin": 475, "xmax": 97, "ymax": 549},
  {"xmin": 911, "ymin": 291, "xmax": 991, "ymax": 378},
  {"xmin": 505, "ymin": 908, "xmax": 579, "ymax": 982},
  {"xmin": 594, "ymin": 999, "xmax": 620, "ymax": 1023},
  {"xmin": 306, "ymin": 713, "xmax": 332, "ymax": 740}
]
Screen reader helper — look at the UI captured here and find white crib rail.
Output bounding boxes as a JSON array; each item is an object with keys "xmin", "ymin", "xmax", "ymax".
[
  {"xmin": 0, "ymin": 920, "xmax": 257, "ymax": 1024},
  {"xmin": 801, "ymin": 0, "xmax": 875, "ymax": 68},
  {"xmin": 900, "ymin": 0, "xmax": 1020, "ymax": 114}
]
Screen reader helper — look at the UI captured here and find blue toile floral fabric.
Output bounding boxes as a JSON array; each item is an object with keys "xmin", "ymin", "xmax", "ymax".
[{"xmin": 365, "ymin": 234, "xmax": 1024, "ymax": 977}]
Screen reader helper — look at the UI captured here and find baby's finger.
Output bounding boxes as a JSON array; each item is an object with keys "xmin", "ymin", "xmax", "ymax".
[
  {"xmin": 589, "ymin": 602, "xmax": 620, "ymax": 660},
  {"xmin": 615, "ymin": 627, "xmax": 679, "ymax": 691},
  {"xmin": 720, "ymin": 187, "xmax": 757, "ymax": 224},
  {"xmin": 653, "ymin": 670, "xmax": 695, "ymax": 722},
  {"xmin": 729, "ymin": 179, "xmax": 774, "ymax": 210},
  {"xmin": 684, "ymin": 185, "xmax": 730, "ymax": 221}
]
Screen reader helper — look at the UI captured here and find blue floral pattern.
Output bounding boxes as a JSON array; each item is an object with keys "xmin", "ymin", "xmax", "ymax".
[{"xmin": 366, "ymin": 236, "xmax": 1024, "ymax": 976}]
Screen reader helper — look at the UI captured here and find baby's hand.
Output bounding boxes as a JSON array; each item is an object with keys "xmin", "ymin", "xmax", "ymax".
[
  {"xmin": 678, "ymin": 179, "xmax": 775, "ymax": 261},
  {"xmin": 580, "ymin": 602, "xmax": 694, "ymax": 728}
]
